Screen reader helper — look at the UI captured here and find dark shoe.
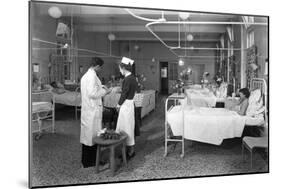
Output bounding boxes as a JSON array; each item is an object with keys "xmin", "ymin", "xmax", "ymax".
[{"xmin": 126, "ymin": 152, "xmax": 136, "ymax": 160}]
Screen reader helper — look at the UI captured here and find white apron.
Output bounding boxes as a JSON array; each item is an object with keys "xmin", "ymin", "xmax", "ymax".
[
  {"xmin": 116, "ymin": 99, "xmax": 135, "ymax": 146},
  {"xmin": 80, "ymin": 68, "xmax": 106, "ymax": 146}
]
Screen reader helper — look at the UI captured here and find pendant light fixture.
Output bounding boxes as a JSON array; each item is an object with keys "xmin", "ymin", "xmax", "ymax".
[{"xmin": 48, "ymin": 6, "xmax": 62, "ymax": 19}]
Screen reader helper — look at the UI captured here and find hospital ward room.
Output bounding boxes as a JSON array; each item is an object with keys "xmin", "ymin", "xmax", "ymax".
[{"xmin": 30, "ymin": 2, "xmax": 269, "ymax": 187}]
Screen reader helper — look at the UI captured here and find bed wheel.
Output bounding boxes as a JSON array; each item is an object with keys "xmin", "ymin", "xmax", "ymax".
[
  {"xmin": 163, "ymin": 152, "xmax": 167, "ymax": 157},
  {"xmin": 180, "ymin": 154, "xmax": 184, "ymax": 158}
]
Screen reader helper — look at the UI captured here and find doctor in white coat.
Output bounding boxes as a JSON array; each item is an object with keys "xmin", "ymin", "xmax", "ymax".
[{"xmin": 80, "ymin": 57, "xmax": 111, "ymax": 168}]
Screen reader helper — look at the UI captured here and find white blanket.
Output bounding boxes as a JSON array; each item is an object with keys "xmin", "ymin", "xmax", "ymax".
[
  {"xmin": 53, "ymin": 91, "xmax": 81, "ymax": 106},
  {"xmin": 32, "ymin": 102, "xmax": 53, "ymax": 113},
  {"xmin": 167, "ymin": 106, "xmax": 246, "ymax": 145},
  {"xmin": 185, "ymin": 89, "xmax": 217, "ymax": 107}
]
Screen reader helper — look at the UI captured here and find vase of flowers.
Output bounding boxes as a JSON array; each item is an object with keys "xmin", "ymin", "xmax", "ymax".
[
  {"xmin": 213, "ymin": 74, "xmax": 223, "ymax": 87},
  {"xmin": 136, "ymin": 74, "xmax": 146, "ymax": 93},
  {"xmin": 179, "ymin": 68, "xmax": 192, "ymax": 86},
  {"xmin": 173, "ymin": 79, "xmax": 184, "ymax": 95}
]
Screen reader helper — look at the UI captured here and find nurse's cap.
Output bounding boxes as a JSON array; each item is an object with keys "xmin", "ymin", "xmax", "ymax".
[{"xmin": 121, "ymin": 57, "xmax": 134, "ymax": 65}]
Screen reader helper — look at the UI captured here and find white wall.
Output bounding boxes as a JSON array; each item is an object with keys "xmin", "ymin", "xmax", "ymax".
[
  {"xmin": 77, "ymin": 31, "xmax": 120, "ymax": 82},
  {"xmin": 30, "ymin": 3, "xmax": 57, "ymax": 83}
]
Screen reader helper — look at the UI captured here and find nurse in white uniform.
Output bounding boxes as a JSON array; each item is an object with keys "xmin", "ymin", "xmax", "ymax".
[
  {"xmin": 116, "ymin": 57, "xmax": 138, "ymax": 159},
  {"xmin": 80, "ymin": 57, "xmax": 111, "ymax": 168}
]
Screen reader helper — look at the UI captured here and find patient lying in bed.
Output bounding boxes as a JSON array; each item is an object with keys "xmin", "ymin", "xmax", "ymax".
[{"xmin": 49, "ymin": 81, "xmax": 66, "ymax": 94}]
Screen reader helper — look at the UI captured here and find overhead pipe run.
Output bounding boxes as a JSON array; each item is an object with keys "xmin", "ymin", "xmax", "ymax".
[
  {"xmin": 145, "ymin": 20, "xmax": 267, "ymax": 54},
  {"xmin": 124, "ymin": 9, "xmax": 166, "ymax": 22},
  {"xmin": 32, "ymin": 38, "xmax": 121, "ymax": 58}
]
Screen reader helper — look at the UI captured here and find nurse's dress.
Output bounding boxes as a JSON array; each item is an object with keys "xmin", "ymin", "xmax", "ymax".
[{"xmin": 115, "ymin": 74, "xmax": 137, "ymax": 146}]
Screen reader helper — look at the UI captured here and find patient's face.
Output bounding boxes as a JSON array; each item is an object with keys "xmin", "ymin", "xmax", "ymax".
[{"xmin": 239, "ymin": 92, "xmax": 245, "ymax": 100}]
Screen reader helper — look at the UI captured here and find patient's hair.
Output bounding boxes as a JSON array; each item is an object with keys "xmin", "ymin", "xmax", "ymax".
[
  {"xmin": 50, "ymin": 81, "xmax": 58, "ymax": 88},
  {"xmin": 91, "ymin": 57, "xmax": 104, "ymax": 68},
  {"xmin": 119, "ymin": 62, "xmax": 133, "ymax": 72},
  {"xmin": 239, "ymin": 88, "xmax": 250, "ymax": 98}
]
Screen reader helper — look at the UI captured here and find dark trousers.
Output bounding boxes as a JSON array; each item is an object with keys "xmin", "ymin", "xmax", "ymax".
[
  {"xmin": 135, "ymin": 107, "xmax": 141, "ymax": 136},
  {"xmin": 81, "ymin": 144, "xmax": 97, "ymax": 167}
]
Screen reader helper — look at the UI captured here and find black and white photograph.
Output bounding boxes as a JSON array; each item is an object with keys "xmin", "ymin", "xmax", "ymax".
[{"xmin": 28, "ymin": 0, "xmax": 269, "ymax": 188}]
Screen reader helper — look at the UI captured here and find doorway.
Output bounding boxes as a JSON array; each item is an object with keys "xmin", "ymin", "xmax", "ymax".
[{"xmin": 160, "ymin": 62, "xmax": 168, "ymax": 94}]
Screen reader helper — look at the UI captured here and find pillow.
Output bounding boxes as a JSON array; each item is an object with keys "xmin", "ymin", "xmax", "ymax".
[
  {"xmin": 246, "ymin": 89, "xmax": 263, "ymax": 117},
  {"xmin": 44, "ymin": 84, "xmax": 53, "ymax": 91},
  {"xmin": 57, "ymin": 82, "xmax": 65, "ymax": 89},
  {"xmin": 248, "ymin": 89, "xmax": 262, "ymax": 104},
  {"xmin": 254, "ymin": 106, "xmax": 265, "ymax": 118}
]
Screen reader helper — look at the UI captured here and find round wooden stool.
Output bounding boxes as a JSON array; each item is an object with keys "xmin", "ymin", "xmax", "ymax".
[{"xmin": 93, "ymin": 134, "xmax": 127, "ymax": 176}]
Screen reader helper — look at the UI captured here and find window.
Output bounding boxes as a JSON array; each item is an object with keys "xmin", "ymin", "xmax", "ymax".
[{"xmin": 247, "ymin": 30, "xmax": 255, "ymax": 48}]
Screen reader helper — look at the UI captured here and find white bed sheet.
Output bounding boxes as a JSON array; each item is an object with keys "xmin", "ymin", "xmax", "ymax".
[
  {"xmin": 53, "ymin": 91, "xmax": 81, "ymax": 106},
  {"xmin": 185, "ymin": 88, "xmax": 217, "ymax": 107},
  {"xmin": 32, "ymin": 102, "xmax": 53, "ymax": 113},
  {"xmin": 166, "ymin": 106, "xmax": 263, "ymax": 145}
]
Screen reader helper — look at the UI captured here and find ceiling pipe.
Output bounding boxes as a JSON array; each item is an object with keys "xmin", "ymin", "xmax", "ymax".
[
  {"xmin": 145, "ymin": 20, "xmax": 267, "ymax": 54},
  {"xmin": 146, "ymin": 21, "xmax": 268, "ymax": 26},
  {"xmin": 32, "ymin": 38, "xmax": 121, "ymax": 58},
  {"xmin": 170, "ymin": 47, "xmax": 246, "ymax": 51},
  {"xmin": 124, "ymin": 8, "xmax": 166, "ymax": 22}
]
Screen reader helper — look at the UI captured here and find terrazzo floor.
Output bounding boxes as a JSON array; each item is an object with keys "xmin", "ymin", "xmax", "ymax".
[{"xmin": 31, "ymin": 97, "xmax": 268, "ymax": 187}]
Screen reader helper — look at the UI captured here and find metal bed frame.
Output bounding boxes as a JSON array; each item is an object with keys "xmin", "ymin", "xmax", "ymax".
[
  {"xmin": 32, "ymin": 91, "xmax": 55, "ymax": 140},
  {"xmin": 164, "ymin": 78, "xmax": 268, "ymax": 158},
  {"xmin": 242, "ymin": 78, "xmax": 268, "ymax": 168},
  {"xmin": 74, "ymin": 86, "xmax": 81, "ymax": 120},
  {"xmin": 164, "ymin": 93, "xmax": 186, "ymax": 158}
]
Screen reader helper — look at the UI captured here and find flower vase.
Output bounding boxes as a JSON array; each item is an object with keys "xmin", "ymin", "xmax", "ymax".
[{"xmin": 177, "ymin": 88, "xmax": 182, "ymax": 95}]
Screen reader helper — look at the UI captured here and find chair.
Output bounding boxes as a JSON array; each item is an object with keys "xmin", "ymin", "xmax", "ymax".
[{"xmin": 242, "ymin": 116, "xmax": 268, "ymax": 168}]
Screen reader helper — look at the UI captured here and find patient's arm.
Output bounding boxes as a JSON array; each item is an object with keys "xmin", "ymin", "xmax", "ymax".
[{"xmin": 237, "ymin": 100, "xmax": 249, "ymax": 116}]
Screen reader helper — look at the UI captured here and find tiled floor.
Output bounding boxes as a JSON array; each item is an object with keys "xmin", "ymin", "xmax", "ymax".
[{"xmin": 31, "ymin": 97, "xmax": 268, "ymax": 187}]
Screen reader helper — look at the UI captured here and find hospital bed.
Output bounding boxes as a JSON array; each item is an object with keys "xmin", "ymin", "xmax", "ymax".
[
  {"xmin": 51, "ymin": 87, "xmax": 81, "ymax": 120},
  {"xmin": 184, "ymin": 83, "xmax": 228, "ymax": 107},
  {"xmin": 32, "ymin": 90, "xmax": 55, "ymax": 140},
  {"xmin": 103, "ymin": 90, "xmax": 156, "ymax": 118},
  {"xmin": 53, "ymin": 87, "xmax": 81, "ymax": 119},
  {"xmin": 164, "ymin": 78, "xmax": 268, "ymax": 157}
]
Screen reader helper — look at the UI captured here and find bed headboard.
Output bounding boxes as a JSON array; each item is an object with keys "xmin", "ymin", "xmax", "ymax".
[{"xmin": 250, "ymin": 78, "xmax": 268, "ymax": 133}]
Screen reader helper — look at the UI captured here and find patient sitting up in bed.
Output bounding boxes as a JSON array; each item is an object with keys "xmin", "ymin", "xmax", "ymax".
[
  {"xmin": 50, "ymin": 81, "xmax": 66, "ymax": 94},
  {"xmin": 228, "ymin": 88, "xmax": 250, "ymax": 115}
]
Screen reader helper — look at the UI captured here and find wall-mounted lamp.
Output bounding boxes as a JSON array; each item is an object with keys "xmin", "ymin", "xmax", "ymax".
[
  {"xmin": 186, "ymin": 34, "xmax": 194, "ymax": 41},
  {"xmin": 108, "ymin": 33, "xmax": 116, "ymax": 41}
]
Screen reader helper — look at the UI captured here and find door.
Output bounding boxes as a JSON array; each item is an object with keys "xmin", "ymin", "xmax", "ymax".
[{"xmin": 160, "ymin": 62, "xmax": 168, "ymax": 94}]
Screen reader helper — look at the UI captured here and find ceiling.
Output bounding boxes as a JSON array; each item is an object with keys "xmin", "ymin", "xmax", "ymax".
[{"xmin": 32, "ymin": 2, "xmax": 267, "ymax": 46}]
